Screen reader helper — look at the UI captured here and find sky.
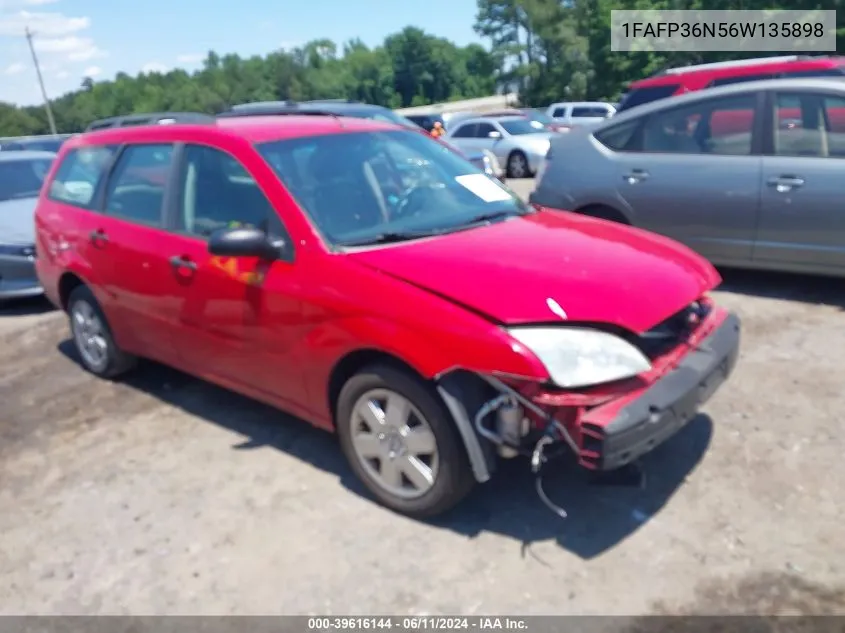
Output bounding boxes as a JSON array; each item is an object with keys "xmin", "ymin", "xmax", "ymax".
[{"xmin": 0, "ymin": 0, "xmax": 482, "ymax": 106}]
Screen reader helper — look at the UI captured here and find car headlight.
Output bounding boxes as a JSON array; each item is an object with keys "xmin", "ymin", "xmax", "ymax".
[
  {"xmin": 507, "ymin": 326, "xmax": 652, "ymax": 388},
  {"xmin": 0, "ymin": 243, "xmax": 35, "ymax": 258}
]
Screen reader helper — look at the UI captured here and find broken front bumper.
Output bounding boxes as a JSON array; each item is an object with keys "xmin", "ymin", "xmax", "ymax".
[{"xmin": 579, "ymin": 311, "xmax": 741, "ymax": 471}]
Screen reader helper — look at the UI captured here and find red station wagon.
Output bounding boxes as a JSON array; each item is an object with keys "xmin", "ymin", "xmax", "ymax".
[
  {"xmin": 34, "ymin": 114, "xmax": 741, "ymax": 518},
  {"xmin": 619, "ymin": 54, "xmax": 845, "ymax": 113}
]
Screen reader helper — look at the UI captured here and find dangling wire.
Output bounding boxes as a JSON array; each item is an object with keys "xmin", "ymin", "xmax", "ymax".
[{"xmin": 531, "ymin": 435, "xmax": 568, "ymax": 519}]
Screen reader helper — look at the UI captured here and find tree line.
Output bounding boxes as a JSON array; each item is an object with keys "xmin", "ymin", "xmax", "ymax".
[{"xmin": 1, "ymin": 0, "xmax": 842, "ymax": 137}]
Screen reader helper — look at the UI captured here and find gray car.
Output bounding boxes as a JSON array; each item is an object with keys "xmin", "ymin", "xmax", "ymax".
[
  {"xmin": 531, "ymin": 77, "xmax": 845, "ymax": 277},
  {"xmin": 0, "ymin": 150, "xmax": 55, "ymax": 300},
  {"xmin": 445, "ymin": 115, "xmax": 553, "ymax": 178}
]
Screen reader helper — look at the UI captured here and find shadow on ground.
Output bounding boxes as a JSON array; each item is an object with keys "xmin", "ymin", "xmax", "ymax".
[
  {"xmin": 618, "ymin": 571, "xmax": 845, "ymax": 632},
  {"xmin": 58, "ymin": 339, "xmax": 712, "ymax": 560},
  {"xmin": 0, "ymin": 296, "xmax": 55, "ymax": 317},
  {"xmin": 717, "ymin": 268, "xmax": 845, "ymax": 310}
]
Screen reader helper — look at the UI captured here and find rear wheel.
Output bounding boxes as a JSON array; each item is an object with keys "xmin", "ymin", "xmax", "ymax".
[
  {"xmin": 506, "ymin": 150, "xmax": 531, "ymax": 179},
  {"xmin": 67, "ymin": 285, "xmax": 137, "ymax": 379},
  {"xmin": 336, "ymin": 364, "xmax": 475, "ymax": 518}
]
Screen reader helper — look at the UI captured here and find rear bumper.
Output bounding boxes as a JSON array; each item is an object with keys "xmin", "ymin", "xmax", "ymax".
[
  {"xmin": 580, "ymin": 311, "xmax": 741, "ymax": 470},
  {"xmin": 0, "ymin": 255, "xmax": 42, "ymax": 299}
]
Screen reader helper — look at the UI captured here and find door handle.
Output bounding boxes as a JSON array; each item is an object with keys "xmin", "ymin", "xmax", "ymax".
[
  {"xmin": 88, "ymin": 229, "xmax": 109, "ymax": 245},
  {"xmin": 168, "ymin": 255, "xmax": 197, "ymax": 271},
  {"xmin": 767, "ymin": 175, "xmax": 804, "ymax": 193},
  {"xmin": 623, "ymin": 169, "xmax": 649, "ymax": 183}
]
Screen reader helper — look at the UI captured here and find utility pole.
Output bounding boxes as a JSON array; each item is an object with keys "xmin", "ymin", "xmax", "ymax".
[{"xmin": 24, "ymin": 26, "xmax": 57, "ymax": 136}]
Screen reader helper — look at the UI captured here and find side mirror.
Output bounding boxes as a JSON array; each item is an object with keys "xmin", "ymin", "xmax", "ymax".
[
  {"xmin": 208, "ymin": 227, "xmax": 283, "ymax": 260},
  {"xmin": 488, "ymin": 131, "xmax": 502, "ymax": 139}
]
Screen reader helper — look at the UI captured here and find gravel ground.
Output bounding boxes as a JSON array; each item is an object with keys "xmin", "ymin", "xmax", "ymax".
[{"xmin": 1, "ymin": 179, "xmax": 843, "ymax": 616}]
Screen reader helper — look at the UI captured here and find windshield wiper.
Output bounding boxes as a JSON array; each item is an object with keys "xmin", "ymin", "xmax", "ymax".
[{"xmin": 338, "ymin": 230, "xmax": 434, "ymax": 247}]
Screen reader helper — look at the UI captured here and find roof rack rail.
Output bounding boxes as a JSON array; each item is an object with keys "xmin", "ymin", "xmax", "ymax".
[
  {"xmin": 229, "ymin": 100, "xmax": 299, "ymax": 112},
  {"xmin": 302, "ymin": 98, "xmax": 362, "ymax": 104},
  {"xmin": 216, "ymin": 109, "xmax": 341, "ymax": 120},
  {"xmin": 660, "ymin": 55, "xmax": 815, "ymax": 75}
]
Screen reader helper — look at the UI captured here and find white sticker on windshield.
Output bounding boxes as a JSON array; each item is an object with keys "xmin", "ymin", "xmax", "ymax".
[{"xmin": 455, "ymin": 173, "xmax": 513, "ymax": 203}]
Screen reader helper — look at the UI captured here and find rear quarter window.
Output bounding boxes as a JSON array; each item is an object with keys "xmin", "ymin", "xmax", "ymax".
[
  {"xmin": 48, "ymin": 145, "xmax": 117, "ymax": 209},
  {"xmin": 594, "ymin": 120, "xmax": 641, "ymax": 151}
]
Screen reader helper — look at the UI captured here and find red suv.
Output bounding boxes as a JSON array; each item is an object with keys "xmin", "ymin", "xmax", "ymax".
[
  {"xmin": 34, "ymin": 114, "xmax": 740, "ymax": 518},
  {"xmin": 619, "ymin": 54, "xmax": 845, "ymax": 113}
]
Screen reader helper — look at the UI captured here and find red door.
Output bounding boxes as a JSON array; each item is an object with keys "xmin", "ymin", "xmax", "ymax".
[
  {"xmin": 165, "ymin": 143, "xmax": 310, "ymax": 413},
  {"xmin": 93, "ymin": 142, "xmax": 184, "ymax": 364}
]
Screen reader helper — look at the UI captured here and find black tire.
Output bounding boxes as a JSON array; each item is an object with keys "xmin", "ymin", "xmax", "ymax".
[
  {"xmin": 67, "ymin": 285, "xmax": 137, "ymax": 379},
  {"xmin": 336, "ymin": 363, "xmax": 476, "ymax": 518},
  {"xmin": 506, "ymin": 150, "xmax": 532, "ymax": 179},
  {"xmin": 578, "ymin": 204, "xmax": 628, "ymax": 224}
]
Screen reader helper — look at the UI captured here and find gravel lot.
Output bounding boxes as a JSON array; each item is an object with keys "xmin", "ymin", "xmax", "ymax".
[{"xmin": 1, "ymin": 179, "xmax": 843, "ymax": 616}]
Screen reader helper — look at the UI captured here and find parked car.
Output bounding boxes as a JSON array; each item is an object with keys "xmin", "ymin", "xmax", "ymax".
[
  {"xmin": 516, "ymin": 108, "xmax": 571, "ymax": 133},
  {"xmin": 545, "ymin": 102, "xmax": 616, "ymax": 127},
  {"xmin": 617, "ymin": 54, "xmax": 845, "ymax": 114},
  {"xmin": 403, "ymin": 113, "xmax": 447, "ymax": 133},
  {"xmin": 457, "ymin": 108, "xmax": 570, "ymax": 133},
  {"xmin": 1, "ymin": 134, "xmax": 73, "ymax": 153},
  {"xmin": 85, "ymin": 112, "xmax": 216, "ymax": 132},
  {"xmin": 445, "ymin": 115, "xmax": 553, "ymax": 178},
  {"xmin": 0, "ymin": 150, "xmax": 55, "ymax": 300},
  {"xmin": 35, "ymin": 114, "xmax": 740, "ymax": 518},
  {"xmin": 531, "ymin": 77, "xmax": 845, "ymax": 277}
]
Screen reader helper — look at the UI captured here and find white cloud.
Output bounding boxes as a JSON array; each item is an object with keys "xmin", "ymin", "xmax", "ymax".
[
  {"xmin": 4, "ymin": 62, "xmax": 25, "ymax": 75},
  {"xmin": 0, "ymin": 8, "xmax": 107, "ymax": 105},
  {"xmin": 34, "ymin": 35, "xmax": 106, "ymax": 61},
  {"xmin": 82, "ymin": 65, "xmax": 100, "ymax": 77},
  {"xmin": 0, "ymin": 10, "xmax": 89, "ymax": 36},
  {"xmin": 176, "ymin": 53, "xmax": 203, "ymax": 64},
  {"xmin": 141, "ymin": 61, "xmax": 168, "ymax": 74},
  {"xmin": 0, "ymin": 0, "xmax": 59, "ymax": 9}
]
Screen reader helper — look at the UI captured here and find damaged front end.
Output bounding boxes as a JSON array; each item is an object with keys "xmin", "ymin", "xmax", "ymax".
[{"xmin": 439, "ymin": 297, "xmax": 742, "ymax": 519}]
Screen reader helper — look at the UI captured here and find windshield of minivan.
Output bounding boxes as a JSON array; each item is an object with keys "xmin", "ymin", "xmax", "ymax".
[
  {"xmin": 257, "ymin": 129, "xmax": 529, "ymax": 247},
  {"xmin": 500, "ymin": 118, "xmax": 546, "ymax": 135},
  {"xmin": 0, "ymin": 157, "xmax": 53, "ymax": 201}
]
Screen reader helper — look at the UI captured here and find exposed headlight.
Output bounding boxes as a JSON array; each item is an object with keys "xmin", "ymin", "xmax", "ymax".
[
  {"xmin": 507, "ymin": 326, "xmax": 652, "ymax": 388},
  {"xmin": 0, "ymin": 243, "xmax": 35, "ymax": 258}
]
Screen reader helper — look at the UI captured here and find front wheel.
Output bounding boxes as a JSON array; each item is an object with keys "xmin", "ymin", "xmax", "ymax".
[
  {"xmin": 336, "ymin": 364, "xmax": 475, "ymax": 518},
  {"xmin": 506, "ymin": 150, "xmax": 531, "ymax": 179}
]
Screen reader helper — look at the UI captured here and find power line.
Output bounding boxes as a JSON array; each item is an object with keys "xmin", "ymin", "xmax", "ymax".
[{"xmin": 24, "ymin": 26, "xmax": 57, "ymax": 136}]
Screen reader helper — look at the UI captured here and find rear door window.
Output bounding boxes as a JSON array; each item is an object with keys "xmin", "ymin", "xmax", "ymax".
[
  {"xmin": 48, "ymin": 145, "xmax": 117, "ymax": 208},
  {"xmin": 773, "ymin": 93, "xmax": 845, "ymax": 158},
  {"xmin": 450, "ymin": 123, "xmax": 477, "ymax": 138},
  {"xmin": 103, "ymin": 144, "xmax": 174, "ymax": 226}
]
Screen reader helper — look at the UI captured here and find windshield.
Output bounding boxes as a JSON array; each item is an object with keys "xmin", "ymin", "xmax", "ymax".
[
  {"xmin": 0, "ymin": 158, "xmax": 53, "ymax": 201},
  {"xmin": 257, "ymin": 129, "xmax": 529, "ymax": 247},
  {"xmin": 500, "ymin": 118, "xmax": 546, "ymax": 136}
]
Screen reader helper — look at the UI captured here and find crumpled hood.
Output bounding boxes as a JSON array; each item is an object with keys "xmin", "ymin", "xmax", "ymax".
[
  {"xmin": 0, "ymin": 196, "xmax": 37, "ymax": 245},
  {"xmin": 346, "ymin": 210, "xmax": 721, "ymax": 334}
]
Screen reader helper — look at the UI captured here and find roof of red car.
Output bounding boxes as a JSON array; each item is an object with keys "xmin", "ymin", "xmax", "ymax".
[
  {"xmin": 69, "ymin": 114, "xmax": 400, "ymax": 147},
  {"xmin": 633, "ymin": 55, "xmax": 845, "ymax": 88}
]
